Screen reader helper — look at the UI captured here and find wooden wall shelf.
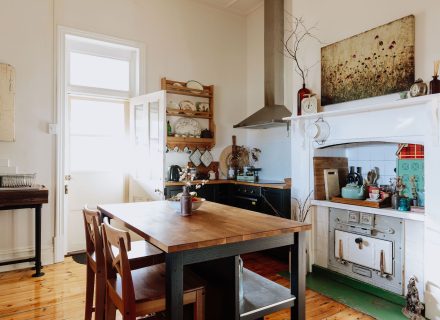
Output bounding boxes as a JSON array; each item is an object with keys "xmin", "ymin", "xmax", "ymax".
[
  {"xmin": 166, "ymin": 109, "xmax": 212, "ymax": 119},
  {"xmin": 162, "ymin": 77, "xmax": 216, "ymax": 151}
]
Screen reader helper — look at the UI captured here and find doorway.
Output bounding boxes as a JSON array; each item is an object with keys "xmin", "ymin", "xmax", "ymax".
[{"xmin": 57, "ymin": 28, "xmax": 143, "ymax": 256}]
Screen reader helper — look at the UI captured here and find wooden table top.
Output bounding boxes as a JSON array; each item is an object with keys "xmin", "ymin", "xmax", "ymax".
[
  {"xmin": 0, "ymin": 187, "xmax": 49, "ymax": 208},
  {"xmin": 98, "ymin": 201, "xmax": 311, "ymax": 253}
]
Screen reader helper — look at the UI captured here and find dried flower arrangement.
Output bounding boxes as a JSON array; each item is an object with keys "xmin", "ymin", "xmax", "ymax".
[
  {"xmin": 434, "ymin": 60, "xmax": 440, "ymax": 77},
  {"xmin": 238, "ymin": 146, "xmax": 261, "ymax": 167},
  {"xmin": 179, "ymin": 166, "xmax": 208, "ymax": 190},
  {"xmin": 283, "ymin": 15, "xmax": 322, "ymax": 85}
]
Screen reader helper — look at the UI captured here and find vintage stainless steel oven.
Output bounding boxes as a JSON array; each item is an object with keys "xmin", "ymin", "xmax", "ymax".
[{"xmin": 328, "ymin": 208, "xmax": 404, "ymax": 295}]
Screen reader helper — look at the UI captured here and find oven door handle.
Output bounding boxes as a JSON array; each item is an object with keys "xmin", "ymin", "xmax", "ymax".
[{"xmin": 234, "ymin": 195, "xmax": 259, "ymax": 202}]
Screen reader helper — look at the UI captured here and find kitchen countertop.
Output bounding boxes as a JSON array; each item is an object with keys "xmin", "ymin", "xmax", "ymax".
[{"xmin": 165, "ymin": 179, "xmax": 291, "ymax": 190}]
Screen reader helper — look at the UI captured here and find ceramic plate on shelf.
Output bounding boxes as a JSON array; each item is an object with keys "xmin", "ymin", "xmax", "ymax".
[
  {"xmin": 167, "ymin": 100, "xmax": 180, "ymax": 110},
  {"xmin": 189, "ymin": 149, "xmax": 202, "ymax": 167},
  {"xmin": 186, "ymin": 80, "xmax": 204, "ymax": 91},
  {"xmin": 201, "ymin": 150, "xmax": 213, "ymax": 167},
  {"xmin": 179, "ymin": 100, "xmax": 196, "ymax": 111},
  {"xmin": 175, "ymin": 118, "xmax": 202, "ymax": 136}
]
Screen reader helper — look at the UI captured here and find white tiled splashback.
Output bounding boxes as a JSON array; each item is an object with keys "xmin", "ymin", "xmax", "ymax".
[{"xmin": 346, "ymin": 143, "xmax": 398, "ymax": 186}]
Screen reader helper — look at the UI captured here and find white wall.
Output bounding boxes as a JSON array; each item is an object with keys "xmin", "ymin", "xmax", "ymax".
[
  {"xmin": 245, "ymin": 4, "xmax": 292, "ymax": 181},
  {"xmin": 0, "ymin": 0, "xmax": 247, "ymax": 269},
  {"xmin": 0, "ymin": 0, "xmax": 55, "ymax": 270}
]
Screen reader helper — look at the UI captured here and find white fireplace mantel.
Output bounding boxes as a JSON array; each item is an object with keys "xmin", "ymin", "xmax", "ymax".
[
  {"xmin": 289, "ymin": 94, "xmax": 440, "ymax": 319},
  {"xmin": 286, "ymin": 94, "xmax": 440, "ymax": 148}
]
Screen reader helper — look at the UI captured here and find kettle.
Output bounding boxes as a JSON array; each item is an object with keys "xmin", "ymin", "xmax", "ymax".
[{"xmin": 168, "ymin": 165, "xmax": 182, "ymax": 182}]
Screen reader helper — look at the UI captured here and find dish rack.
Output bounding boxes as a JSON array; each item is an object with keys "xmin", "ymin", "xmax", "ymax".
[{"xmin": 0, "ymin": 174, "xmax": 36, "ymax": 188}]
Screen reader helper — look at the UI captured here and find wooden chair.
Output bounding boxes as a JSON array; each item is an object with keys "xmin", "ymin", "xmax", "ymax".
[
  {"xmin": 82, "ymin": 206, "xmax": 165, "ymax": 320},
  {"xmin": 102, "ymin": 222, "xmax": 205, "ymax": 320}
]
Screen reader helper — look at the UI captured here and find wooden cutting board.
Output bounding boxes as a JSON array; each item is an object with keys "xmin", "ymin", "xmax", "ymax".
[
  {"xmin": 324, "ymin": 169, "xmax": 340, "ymax": 200},
  {"xmin": 314, "ymin": 157, "xmax": 348, "ymax": 200},
  {"xmin": 331, "ymin": 197, "xmax": 392, "ymax": 208}
]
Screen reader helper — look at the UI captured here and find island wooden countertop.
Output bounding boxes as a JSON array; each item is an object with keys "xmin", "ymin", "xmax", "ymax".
[
  {"xmin": 98, "ymin": 201, "xmax": 310, "ymax": 253},
  {"xmin": 165, "ymin": 179, "xmax": 291, "ymax": 190}
]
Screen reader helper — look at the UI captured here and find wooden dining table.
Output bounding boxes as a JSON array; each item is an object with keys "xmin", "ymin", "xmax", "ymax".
[{"xmin": 98, "ymin": 200, "xmax": 311, "ymax": 320}]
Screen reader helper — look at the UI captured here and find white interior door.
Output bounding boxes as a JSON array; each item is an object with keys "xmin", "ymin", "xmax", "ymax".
[
  {"xmin": 129, "ymin": 91, "xmax": 166, "ymax": 202},
  {"xmin": 65, "ymin": 96, "xmax": 129, "ymax": 253}
]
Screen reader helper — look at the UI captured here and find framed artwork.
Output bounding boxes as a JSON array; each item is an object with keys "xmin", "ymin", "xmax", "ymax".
[
  {"xmin": 321, "ymin": 15, "xmax": 415, "ymax": 106},
  {"xmin": 0, "ymin": 63, "xmax": 15, "ymax": 141}
]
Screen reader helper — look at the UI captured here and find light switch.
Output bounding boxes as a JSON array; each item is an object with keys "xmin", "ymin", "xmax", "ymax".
[{"xmin": 48, "ymin": 123, "xmax": 58, "ymax": 135}]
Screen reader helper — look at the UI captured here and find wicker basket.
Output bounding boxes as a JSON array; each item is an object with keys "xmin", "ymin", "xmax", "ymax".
[{"xmin": 0, "ymin": 174, "xmax": 36, "ymax": 188}]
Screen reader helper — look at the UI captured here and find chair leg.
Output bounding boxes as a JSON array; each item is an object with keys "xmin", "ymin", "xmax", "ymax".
[
  {"xmin": 105, "ymin": 294, "xmax": 117, "ymax": 320},
  {"xmin": 84, "ymin": 264, "xmax": 95, "ymax": 320},
  {"xmin": 94, "ymin": 271, "xmax": 106, "ymax": 320},
  {"xmin": 194, "ymin": 288, "xmax": 205, "ymax": 320}
]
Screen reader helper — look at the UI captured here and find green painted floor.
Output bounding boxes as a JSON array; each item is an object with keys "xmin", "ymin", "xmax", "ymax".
[{"xmin": 279, "ymin": 271, "xmax": 407, "ymax": 319}]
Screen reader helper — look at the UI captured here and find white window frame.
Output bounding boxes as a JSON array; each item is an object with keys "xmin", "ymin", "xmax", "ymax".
[{"xmin": 54, "ymin": 26, "xmax": 145, "ymax": 262}]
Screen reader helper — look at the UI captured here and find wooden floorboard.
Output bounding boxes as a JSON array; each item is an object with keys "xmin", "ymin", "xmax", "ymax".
[{"xmin": 0, "ymin": 254, "xmax": 374, "ymax": 319}]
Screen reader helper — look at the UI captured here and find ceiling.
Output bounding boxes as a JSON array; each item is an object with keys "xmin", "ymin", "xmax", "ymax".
[{"xmin": 192, "ymin": 0, "xmax": 263, "ymax": 15}]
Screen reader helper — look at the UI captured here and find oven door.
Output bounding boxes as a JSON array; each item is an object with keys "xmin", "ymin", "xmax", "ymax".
[
  {"xmin": 233, "ymin": 195, "xmax": 262, "ymax": 212},
  {"xmin": 335, "ymin": 230, "xmax": 393, "ymax": 274}
]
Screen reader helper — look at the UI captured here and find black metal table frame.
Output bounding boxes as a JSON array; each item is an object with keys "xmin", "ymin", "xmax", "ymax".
[
  {"xmin": 164, "ymin": 232, "xmax": 306, "ymax": 320},
  {"xmin": 0, "ymin": 204, "xmax": 44, "ymax": 277}
]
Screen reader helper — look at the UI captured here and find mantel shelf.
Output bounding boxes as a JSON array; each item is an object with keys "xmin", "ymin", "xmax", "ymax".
[
  {"xmin": 284, "ymin": 94, "xmax": 440, "ymax": 121},
  {"xmin": 311, "ymin": 200, "xmax": 425, "ymax": 222}
]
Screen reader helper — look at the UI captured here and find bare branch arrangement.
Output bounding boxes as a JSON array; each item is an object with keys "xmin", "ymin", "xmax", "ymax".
[
  {"xmin": 283, "ymin": 14, "xmax": 323, "ymax": 85},
  {"xmin": 292, "ymin": 190, "xmax": 314, "ymax": 222}
]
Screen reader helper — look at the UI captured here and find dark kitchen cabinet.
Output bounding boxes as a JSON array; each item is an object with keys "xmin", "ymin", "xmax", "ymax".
[{"xmin": 261, "ymin": 188, "xmax": 291, "ymax": 219}]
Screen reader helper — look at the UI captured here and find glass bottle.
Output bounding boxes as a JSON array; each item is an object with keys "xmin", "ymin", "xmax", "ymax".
[
  {"xmin": 297, "ymin": 83, "xmax": 311, "ymax": 116},
  {"xmin": 429, "ymin": 76, "xmax": 440, "ymax": 94},
  {"xmin": 167, "ymin": 120, "xmax": 172, "ymax": 136},
  {"xmin": 346, "ymin": 166, "xmax": 360, "ymax": 185},
  {"xmin": 180, "ymin": 186, "xmax": 192, "ymax": 216},
  {"xmin": 356, "ymin": 167, "xmax": 363, "ymax": 186}
]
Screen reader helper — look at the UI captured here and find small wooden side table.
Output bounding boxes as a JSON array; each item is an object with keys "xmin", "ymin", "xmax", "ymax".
[{"xmin": 0, "ymin": 187, "xmax": 49, "ymax": 277}]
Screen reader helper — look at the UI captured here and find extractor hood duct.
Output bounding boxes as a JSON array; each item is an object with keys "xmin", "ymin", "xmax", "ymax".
[{"xmin": 233, "ymin": 0, "xmax": 291, "ymax": 129}]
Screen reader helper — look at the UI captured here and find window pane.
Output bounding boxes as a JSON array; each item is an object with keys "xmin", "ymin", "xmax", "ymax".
[
  {"xmin": 70, "ymin": 52, "xmax": 130, "ymax": 91},
  {"xmin": 70, "ymin": 136, "xmax": 128, "ymax": 172},
  {"xmin": 70, "ymin": 99, "xmax": 125, "ymax": 136},
  {"xmin": 69, "ymin": 98, "xmax": 127, "ymax": 172}
]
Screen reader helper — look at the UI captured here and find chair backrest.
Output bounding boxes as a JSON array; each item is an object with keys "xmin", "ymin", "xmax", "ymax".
[
  {"xmin": 82, "ymin": 206, "xmax": 104, "ymax": 267},
  {"xmin": 102, "ymin": 221, "xmax": 136, "ymax": 314}
]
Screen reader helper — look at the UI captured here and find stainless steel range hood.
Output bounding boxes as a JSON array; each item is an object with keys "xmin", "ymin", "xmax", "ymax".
[{"xmin": 233, "ymin": 0, "xmax": 291, "ymax": 129}]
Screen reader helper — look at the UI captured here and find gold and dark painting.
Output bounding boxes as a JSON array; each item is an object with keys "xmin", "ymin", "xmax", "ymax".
[{"xmin": 321, "ymin": 15, "xmax": 415, "ymax": 106}]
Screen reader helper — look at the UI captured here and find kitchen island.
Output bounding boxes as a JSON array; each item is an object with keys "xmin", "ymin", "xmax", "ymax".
[{"xmin": 98, "ymin": 200, "xmax": 311, "ymax": 320}]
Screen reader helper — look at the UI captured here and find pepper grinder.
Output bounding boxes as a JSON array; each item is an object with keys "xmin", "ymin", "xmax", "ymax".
[{"xmin": 180, "ymin": 186, "xmax": 192, "ymax": 216}]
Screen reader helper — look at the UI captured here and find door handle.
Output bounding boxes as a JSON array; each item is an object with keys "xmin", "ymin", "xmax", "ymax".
[{"xmin": 355, "ymin": 237, "xmax": 363, "ymax": 249}]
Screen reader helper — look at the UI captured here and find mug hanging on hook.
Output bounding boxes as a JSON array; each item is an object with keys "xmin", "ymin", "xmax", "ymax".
[{"xmin": 306, "ymin": 117, "xmax": 330, "ymax": 145}]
